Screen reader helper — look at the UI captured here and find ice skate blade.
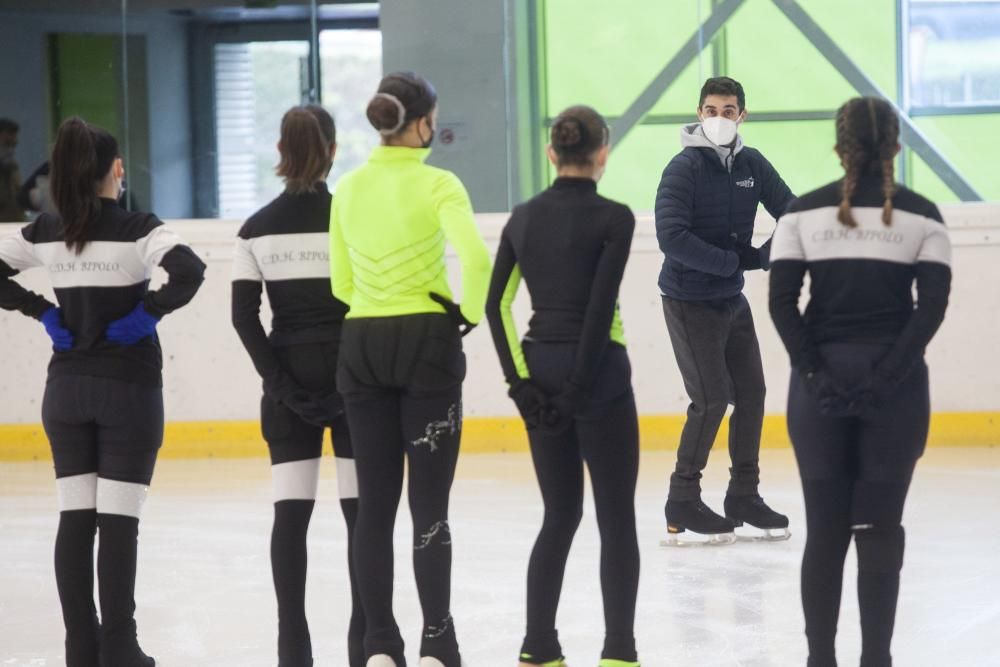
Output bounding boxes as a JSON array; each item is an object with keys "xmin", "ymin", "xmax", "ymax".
[
  {"xmin": 735, "ymin": 527, "xmax": 792, "ymax": 542},
  {"xmin": 660, "ymin": 530, "xmax": 736, "ymax": 547}
]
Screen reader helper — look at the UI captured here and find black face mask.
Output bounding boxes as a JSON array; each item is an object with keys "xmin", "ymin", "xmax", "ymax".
[{"xmin": 418, "ymin": 120, "xmax": 435, "ymax": 149}]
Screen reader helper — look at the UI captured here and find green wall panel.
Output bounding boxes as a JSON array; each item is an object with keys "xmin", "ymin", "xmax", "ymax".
[
  {"xmin": 535, "ymin": 0, "xmax": 996, "ymax": 208},
  {"xmin": 740, "ymin": 119, "xmax": 843, "ymax": 198},
  {"xmin": 49, "ymin": 34, "xmax": 122, "ymax": 140},
  {"xmin": 910, "ymin": 115, "xmax": 1000, "ymax": 203},
  {"xmin": 543, "ymin": 0, "xmax": 710, "ymax": 117}
]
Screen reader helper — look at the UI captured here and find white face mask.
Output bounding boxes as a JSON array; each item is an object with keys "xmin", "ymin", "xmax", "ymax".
[{"xmin": 701, "ymin": 116, "xmax": 739, "ymax": 147}]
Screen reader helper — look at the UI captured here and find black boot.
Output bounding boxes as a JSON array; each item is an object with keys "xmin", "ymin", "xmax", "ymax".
[
  {"xmin": 55, "ymin": 509, "xmax": 100, "ymax": 667},
  {"xmin": 663, "ymin": 499, "xmax": 736, "ymax": 546},
  {"xmin": 724, "ymin": 494, "xmax": 789, "ymax": 529},
  {"xmin": 97, "ymin": 514, "xmax": 155, "ymax": 667},
  {"xmin": 724, "ymin": 494, "xmax": 791, "ymax": 541}
]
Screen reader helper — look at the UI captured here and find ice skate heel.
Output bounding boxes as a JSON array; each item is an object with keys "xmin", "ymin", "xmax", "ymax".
[
  {"xmin": 661, "ymin": 499, "xmax": 737, "ymax": 547},
  {"xmin": 724, "ymin": 495, "xmax": 792, "ymax": 542},
  {"xmin": 367, "ymin": 656, "xmax": 398, "ymax": 667}
]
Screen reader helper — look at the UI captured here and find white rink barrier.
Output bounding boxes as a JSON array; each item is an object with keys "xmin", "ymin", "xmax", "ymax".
[{"xmin": 1, "ymin": 203, "xmax": 998, "ymax": 428}]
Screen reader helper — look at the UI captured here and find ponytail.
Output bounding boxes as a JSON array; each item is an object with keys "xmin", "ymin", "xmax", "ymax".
[
  {"xmin": 50, "ymin": 117, "xmax": 119, "ymax": 254},
  {"xmin": 276, "ymin": 105, "xmax": 336, "ymax": 194}
]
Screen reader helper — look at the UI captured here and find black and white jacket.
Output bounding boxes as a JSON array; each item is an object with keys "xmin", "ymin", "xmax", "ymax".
[
  {"xmin": 0, "ymin": 199, "xmax": 206, "ymax": 386},
  {"xmin": 231, "ymin": 184, "xmax": 348, "ymax": 384},
  {"xmin": 768, "ymin": 175, "xmax": 952, "ymax": 383}
]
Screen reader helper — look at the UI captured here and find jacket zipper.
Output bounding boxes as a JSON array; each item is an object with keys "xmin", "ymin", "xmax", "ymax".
[{"xmin": 727, "ymin": 147, "xmax": 737, "ymax": 251}]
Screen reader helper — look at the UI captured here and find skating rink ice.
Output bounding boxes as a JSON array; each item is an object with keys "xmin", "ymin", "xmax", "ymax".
[{"xmin": 2, "ymin": 447, "xmax": 998, "ymax": 666}]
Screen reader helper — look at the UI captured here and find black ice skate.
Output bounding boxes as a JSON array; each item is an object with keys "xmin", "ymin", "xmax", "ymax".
[
  {"xmin": 661, "ymin": 498, "xmax": 737, "ymax": 546},
  {"xmin": 724, "ymin": 494, "xmax": 791, "ymax": 542}
]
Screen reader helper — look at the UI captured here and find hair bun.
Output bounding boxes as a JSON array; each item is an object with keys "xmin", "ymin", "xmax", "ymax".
[
  {"xmin": 367, "ymin": 93, "xmax": 406, "ymax": 135},
  {"xmin": 552, "ymin": 117, "xmax": 585, "ymax": 149}
]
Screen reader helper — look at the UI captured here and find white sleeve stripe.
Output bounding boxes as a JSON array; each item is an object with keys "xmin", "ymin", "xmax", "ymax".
[
  {"xmin": 0, "ymin": 231, "xmax": 40, "ymax": 271},
  {"xmin": 232, "ymin": 238, "xmax": 263, "ymax": 282},
  {"xmin": 917, "ymin": 222, "xmax": 952, "ymax": 267},
  {"xmin": 769, "ymin": 214, "xmax": 805, "ymax": 262},
  {"xmin": 136, "ymin": 225, "xmax": 183, "ymax": 273}
]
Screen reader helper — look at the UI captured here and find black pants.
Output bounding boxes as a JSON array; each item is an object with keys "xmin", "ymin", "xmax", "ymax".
[
  {"xmin": 788, "ymin": 343, "xmax": 929, "ymax": 667},
  {"xmin": 519, "ymin": 342, "xmax": 640, "ymax": 664},
  {"xmin": 263, "ymin": 341, "xmax": 364, "ymax": 667},
  {"xmin": 661, "ymin": 294, "xmax": 765, "ymax": 500},
  {"xmin": 337, "ymin": 314, "xmax": 465, "ymax": 667},
  {"xmin": 42, "ymin": 375, "xmax": 163, "ymax": 667}
]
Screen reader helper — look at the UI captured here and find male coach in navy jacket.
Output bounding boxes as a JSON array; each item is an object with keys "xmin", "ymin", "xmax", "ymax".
[{"xmin": 656, "ymin": 77, "xmax": 795, "ymax": 544}]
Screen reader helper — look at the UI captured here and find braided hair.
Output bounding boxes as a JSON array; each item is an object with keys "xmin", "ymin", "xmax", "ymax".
[{"xmin": 834, "ymin": 96, "xmax": 899, "ymax": 228}]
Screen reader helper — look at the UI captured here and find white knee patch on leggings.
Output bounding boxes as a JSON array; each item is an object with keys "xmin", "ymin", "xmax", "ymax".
[
  {"xmin": 272, "ymin": 458, "xmax": 321, "ymax": 501},
  {"xmin": 57, "ymin": 473, "xmax": 98, "ymax": 511},
  {"xmin": 335, "ymin": 457, "xmax": 358, "ymax": 499},
  {"xmin": 96, "ymin": 478, "xmax": 148, "ymax": 518}
]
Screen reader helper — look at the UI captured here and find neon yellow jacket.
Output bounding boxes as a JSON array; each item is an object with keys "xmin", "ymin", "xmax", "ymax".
[{"xmin": 329, "ymin": 146, "xmax": 492, "ymax": 322}]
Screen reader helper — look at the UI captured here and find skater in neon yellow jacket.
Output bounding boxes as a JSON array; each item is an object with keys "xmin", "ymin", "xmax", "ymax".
[{"xmin": 328, "ymin": 71, "xmax": 490, "ymax": 667}]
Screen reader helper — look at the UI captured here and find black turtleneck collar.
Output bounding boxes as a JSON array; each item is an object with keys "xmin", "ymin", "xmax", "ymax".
[
  {"xmin": 285, "ymin": 182, "xmax": 331, "ymax": 196},
  {"xmin": 551, "ymin": 176, "xmax": 598, "ymax": 193}
]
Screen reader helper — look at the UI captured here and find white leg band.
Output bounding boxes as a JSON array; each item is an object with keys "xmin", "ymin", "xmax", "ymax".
[
  {"xmin": 96, "ymin": 478, "xmax": 149, "ymax": 519},
  {"xmin": 272, "ymin": 458, "xmax": 321, "ymax": 502},
  {"xmin": 335, "ymin": 457, "xmax": 358, "ymax": 500},
  {"xmin": 57, "ymin": 473, "xmax": 98, "ymax": 512}
]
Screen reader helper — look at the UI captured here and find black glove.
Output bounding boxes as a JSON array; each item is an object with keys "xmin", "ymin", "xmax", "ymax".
[
  {"xmin": 801, "ymin": 367, "xmax": 855, "ymax": 417},
  {"xmin": 508, "ymin": 379, "xmax": 549, "ymax": 429},
  {"xmin": 429, "ymin": 292, "xmax": 476, "ymax": 336},
  {"xmin": 297, "ymin": 391, "xmax": 345, "ymax": 428},
  {"xmin": 539, "ymin": 381, "xmax": 588, "ymax": 434},
  {"xmin": 737, "ymin": 245, "xmax": 763, "ymax": 271},
  {"xmin": 851, "ymin": 371, "xmax": 897, "ymax": 419},
  {"xmin": 264, "ymin": 373, "xmax": 342, "ymax": 426}
]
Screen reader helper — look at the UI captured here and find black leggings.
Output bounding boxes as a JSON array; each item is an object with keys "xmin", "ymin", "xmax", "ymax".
[
  {"xmin": 337, "ymin": 314, "xmax": 466, "ymax": 667},
  {"xmin": 788, "ymin": 343, "xmax": 929, "ymax": 667},
  {"xmin": 263, "ymin": 341, "xmax": 363, "ymax": 667},
  {"xmin": 520, "ymin": 342, "xmax": 640, "ymax": 664},
  {"xmin": 42, "ymin": 375, "xmax": 163, "ymax": 667}
]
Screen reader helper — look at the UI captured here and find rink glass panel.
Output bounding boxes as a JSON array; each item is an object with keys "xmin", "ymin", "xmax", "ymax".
[{"xmin": 536, "ymin": 0, "xmax": 1000, "ymax": 208}]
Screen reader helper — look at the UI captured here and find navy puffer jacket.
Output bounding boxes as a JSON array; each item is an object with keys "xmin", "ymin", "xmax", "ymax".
[{"xmin": 655, "ymin": 124, "xmax": 794, "ymax": 301}]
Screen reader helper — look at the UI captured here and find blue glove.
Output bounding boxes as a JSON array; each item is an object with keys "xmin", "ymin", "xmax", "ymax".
[
  {"xmin": 40, "ymin": 307, "xmax": 74, "ymax": 351},
  {"xmin": 106, "ymin": 302, "xmax": 160, "ymax": 345}
]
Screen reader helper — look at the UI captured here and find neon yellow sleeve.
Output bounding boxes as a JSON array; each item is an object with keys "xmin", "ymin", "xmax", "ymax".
[
  {"xmin": 434, "ymin": 171, "xmax": 492, "ymax": 324},
  {"xmin": 328, "ymin": 195, "xmax": 354, "ymax": 306},
  {"xmin": 499, "ymin": 262, "xmax": 529, "ymax": 380}
]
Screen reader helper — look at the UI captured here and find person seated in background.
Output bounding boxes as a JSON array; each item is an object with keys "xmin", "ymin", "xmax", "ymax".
[
  {"xmin": 18, "ymin": 160, "xmax": 58, "ymax": 218},
  {"xmin": 0, "ymin": 118, "xmax": 25, "ymax": 222}
]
